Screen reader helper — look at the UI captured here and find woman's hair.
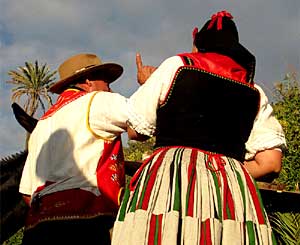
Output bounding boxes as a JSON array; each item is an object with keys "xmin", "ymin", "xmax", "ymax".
[
  {"xmin": 193, "ymin": 17, "xmax": 239, "ymax": 51},
  {"xmin": 193, "ymin": 11, "xmax": 256, "ymax": 83}
]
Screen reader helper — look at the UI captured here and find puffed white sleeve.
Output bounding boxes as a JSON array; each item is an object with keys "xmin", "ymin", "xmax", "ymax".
[
  {"xmin": 127, "ymin": 56, "xmax": 183, "ymax": 137},
  {"xmin": 88, "ymin": 92, "xmax": 129, "ymax": 139},
  {"xmin": 245, "ymin": 85, "xmax": 287, "ymax": 160}
]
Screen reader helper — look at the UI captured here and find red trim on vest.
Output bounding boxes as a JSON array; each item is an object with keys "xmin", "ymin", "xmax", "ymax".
[
  {"xmin": 178, "ymin": 52, "xmax": 250, "ymax": 85},
  {"xmin": 41, "ymin": 89, "xmax": 87, "ymax": 120}
]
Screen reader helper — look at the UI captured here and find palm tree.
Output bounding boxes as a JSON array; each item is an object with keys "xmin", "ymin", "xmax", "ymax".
[
  {"xmin": 6, "ymin": 60, "xmax": 57, "ymax": 116},
  {"xmin": 6, "ymin": 60, "xmax": 57, "ymax": 149}
]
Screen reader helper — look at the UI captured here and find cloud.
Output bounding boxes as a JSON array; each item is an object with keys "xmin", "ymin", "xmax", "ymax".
[{"xmin": 0, "ymin": 0, "xmax": 299, "ymax": 157}]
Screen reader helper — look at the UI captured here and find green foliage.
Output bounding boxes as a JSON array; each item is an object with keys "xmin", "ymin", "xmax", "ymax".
[
  {"xmin": 269, "ymin": 212, "xmax": 300, "ymax": 245},
  {"xmin": 124, "ymin": 137, "xmax": 155, "ymax": 162},
  {"xmin": 269, "ymin": 71, "xmax": 300, "ymax": 244},
  {"xmin": 123, "ymin": 137, "xmax": 155, "ymax": 185},
  {"xmin": 272, "ymin": 71, "xmax": 300, "ymax": 191},
  {"xmin": 3, "ymin": 227, "xmax": 23, "ymax": 245}
]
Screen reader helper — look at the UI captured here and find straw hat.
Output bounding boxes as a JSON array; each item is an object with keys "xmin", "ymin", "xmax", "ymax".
[{"xmin": 50, "ymin": 53, "xmax": 123, "ymax": 94}]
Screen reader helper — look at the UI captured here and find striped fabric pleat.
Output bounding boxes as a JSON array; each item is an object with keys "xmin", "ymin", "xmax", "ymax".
[{"xmin": 112, "ymin": 147, "xmax": 276, "ymax": 245}]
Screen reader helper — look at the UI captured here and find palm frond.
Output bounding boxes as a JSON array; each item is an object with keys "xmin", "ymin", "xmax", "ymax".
[
  {"xmin": 11, "ymin": 85, "xmax": 29, "ymax": 92},
  {"xmin": 7, "ymin": 70, "xmax": 29, "ymax": 85},
  {"xmin": 42, "ymin": 71, "xmax": 57, "ymax": 85},
  {"xmin": 21, "ymin": 64, "xmax": 35, "ymax": 85},
  {"xmin": 270, "ymin": 212, "xmax": 300, "ymax": 244},
  {"xmin": 38, "ymin": 96, "xmax": 46, "ymax": 114},
  {"xmin": 11, "ymin": 89, "xmax": 29, "ymax": 102},
  {"xmin": 40, "ymin": 88, "xmax": 54, "ymax": 106},
  {"xmin": 37, "ymin": 64, "xmax": 47, "ymax": 85}
]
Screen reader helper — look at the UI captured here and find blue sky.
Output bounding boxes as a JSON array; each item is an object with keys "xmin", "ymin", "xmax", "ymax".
[{"xmin": 0, "ymin": 0, "xmax": 299, "ymax": 158}]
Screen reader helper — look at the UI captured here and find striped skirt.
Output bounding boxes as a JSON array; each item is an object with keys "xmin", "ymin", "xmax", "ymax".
[{"xmin": 112, "ymin": 147, "xmax": 276, "ymax": 245}]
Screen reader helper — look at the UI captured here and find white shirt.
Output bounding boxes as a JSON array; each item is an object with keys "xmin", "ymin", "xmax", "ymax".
[{"xmin": 19, "ymin": 91, "xmax": 128, "ymax": 197}]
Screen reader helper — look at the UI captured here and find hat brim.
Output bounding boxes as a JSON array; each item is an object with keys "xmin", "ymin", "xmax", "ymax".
[{"xmin": 49, "ymin": 63, "xmax": 123, "ymax": 94}]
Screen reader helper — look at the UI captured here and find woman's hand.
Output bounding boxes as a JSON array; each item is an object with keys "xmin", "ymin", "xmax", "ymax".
[{"xmin": 136, "ymin": 53, "xmax": 157, "ymax": 85}]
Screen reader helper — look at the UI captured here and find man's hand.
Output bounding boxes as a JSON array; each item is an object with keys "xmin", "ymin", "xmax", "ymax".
[{"xmin": 136, "ymin": 53, "xmax": 157, "ymax": 85}]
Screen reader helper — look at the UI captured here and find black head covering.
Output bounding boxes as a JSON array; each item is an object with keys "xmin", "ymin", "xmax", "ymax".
[{"xmin": 193, "ymin": 11, "xmax": 256, "ymax": 83}]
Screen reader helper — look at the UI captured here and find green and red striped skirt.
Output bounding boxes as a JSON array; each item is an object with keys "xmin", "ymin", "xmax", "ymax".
[{"xmin": 112, "ymin": 146, "xmax": 276, "ymax": 245}]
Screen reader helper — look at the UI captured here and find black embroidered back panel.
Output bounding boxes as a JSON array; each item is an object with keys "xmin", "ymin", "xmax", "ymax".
[{"xmin": 155, "ymin": 67, "xmax": 260, "ymax": 162}]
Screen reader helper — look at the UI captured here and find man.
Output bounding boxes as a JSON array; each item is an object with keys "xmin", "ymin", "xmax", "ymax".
[{"xmin": 19, "ymin": 53, "xmax": 129, "ymax": 244}]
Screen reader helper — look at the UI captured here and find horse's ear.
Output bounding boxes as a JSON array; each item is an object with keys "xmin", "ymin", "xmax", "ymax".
[{"xmin": 12, "ymin": 103, "xmax": 38, "ymax": 133}]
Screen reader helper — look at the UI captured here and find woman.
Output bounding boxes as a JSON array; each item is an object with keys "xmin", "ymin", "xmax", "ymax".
[{"xmin": 113, "ymin": 11, "xmax": 286, "ymax": 244}]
